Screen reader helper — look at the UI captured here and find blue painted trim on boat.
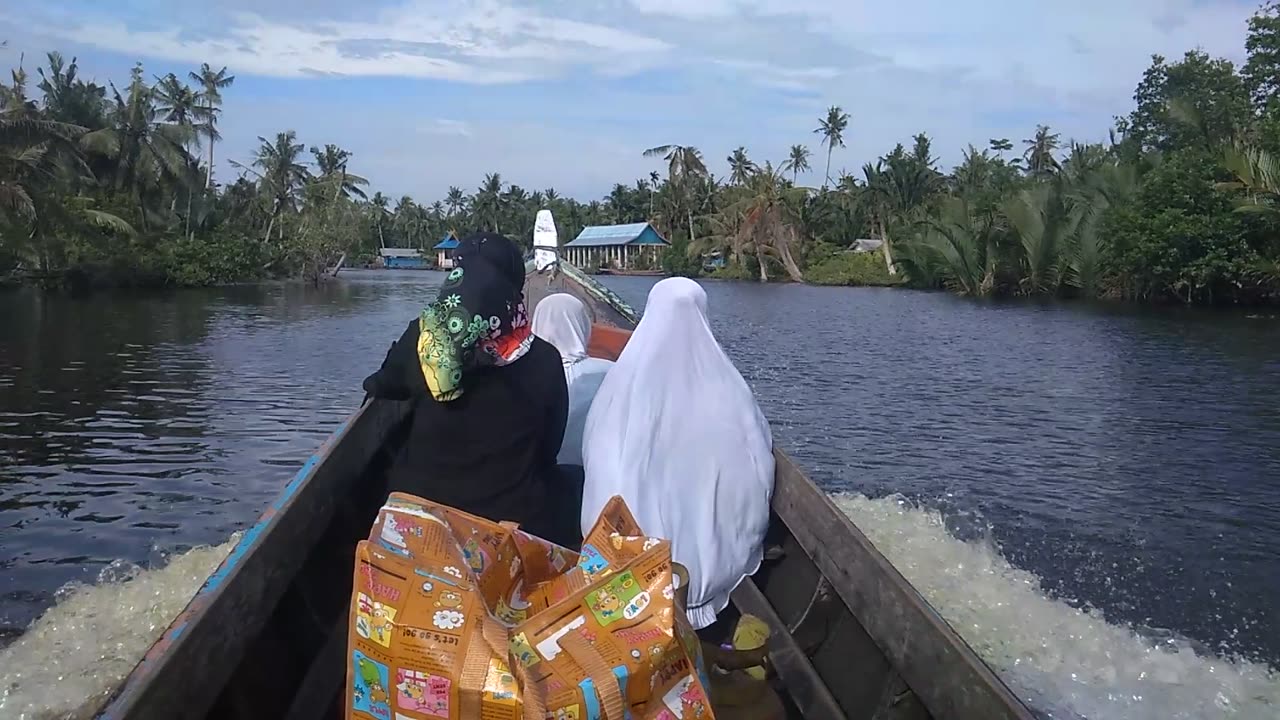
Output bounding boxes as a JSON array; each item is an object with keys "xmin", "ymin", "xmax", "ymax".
[
  {"xmin": 273, "ymin": 455, "xmax": 319, "ymax": 511},
  {"xmin": 201, "ymin": 518, "xmax": 268, "ymax": 593}
]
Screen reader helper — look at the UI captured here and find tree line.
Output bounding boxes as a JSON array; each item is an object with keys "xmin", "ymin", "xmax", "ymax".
[{"xmin": 4, "ymin": 3, "xmax": 1280, "ymax": 302}]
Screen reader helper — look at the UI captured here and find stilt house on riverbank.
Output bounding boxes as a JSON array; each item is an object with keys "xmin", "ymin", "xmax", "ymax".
[
  {"xmin": 433, "ymin": 232, "xmax": 460, "ymax": 269},
  {"xmin": 563, "ymin": 222, "xmax": 668, "ymax": 270},
  {"xmin": 378, "ymin": 247, "xmax": 427, "ymax": 269}
]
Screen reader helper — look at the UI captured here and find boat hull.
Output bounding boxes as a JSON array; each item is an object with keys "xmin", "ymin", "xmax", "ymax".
[{"xmin": 96, "ymin": 262, "xmax": 1033, "ymax": 720}]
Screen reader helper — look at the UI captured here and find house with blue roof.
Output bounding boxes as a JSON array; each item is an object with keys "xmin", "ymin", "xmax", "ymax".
[
  {"xmin": 563, "ymin": 222, "xmax": 668, "ymax": 271},
  {"xmin": 432, "ymin": 232, "xmax": 461, "ymax": 269},
  {"xmin": 378, "ymin": 247, "xmax": 427, "ymax": 270}
]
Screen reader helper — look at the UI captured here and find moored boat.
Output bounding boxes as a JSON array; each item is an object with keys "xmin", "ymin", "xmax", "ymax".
[
  {"xmin": 594, "ymin": 268, "xmax": 666, "ymax": 277},
  {"xmin": 96, "ymin": 251, "xmax": 1035, "ymax": 720}
]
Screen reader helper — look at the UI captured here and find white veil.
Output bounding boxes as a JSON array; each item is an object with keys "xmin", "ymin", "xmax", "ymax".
[
  {"xmin": 580, "ymin": 277, "xmax": 774, "ymax": 629},
  {"xmin": 532, "ymin": 293, "xmax": 613, "ymax": 466}
]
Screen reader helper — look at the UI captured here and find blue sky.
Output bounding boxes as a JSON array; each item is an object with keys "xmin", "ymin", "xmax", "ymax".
[{"xmin": 0, "ymin": 0, "xmax": 1260, "ymax": 203}]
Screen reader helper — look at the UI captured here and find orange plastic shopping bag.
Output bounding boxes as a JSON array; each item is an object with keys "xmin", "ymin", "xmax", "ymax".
[{"xmin": 346, "ymin": 493, "xmax": 715, "ymax": 720}]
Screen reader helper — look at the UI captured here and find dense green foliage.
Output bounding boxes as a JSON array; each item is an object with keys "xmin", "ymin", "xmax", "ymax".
[{"xmin": 5, "ymin": 4, "xmax": 1280, "ymax": 301}]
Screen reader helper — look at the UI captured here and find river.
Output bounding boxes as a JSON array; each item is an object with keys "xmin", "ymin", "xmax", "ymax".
[{"xmin": 1, "ymin": 270, "xmax": 1277, "ymax": 719}]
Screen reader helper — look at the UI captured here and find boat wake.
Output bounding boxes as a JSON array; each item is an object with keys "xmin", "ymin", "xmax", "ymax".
[
  {"xmin": 3, "ymin": 498, "xmax": 1277, "ymax": 720},
  {"xmin": 832, "ymin": 493, "xmax": 1279, "ymax": 720},
  {"xmin": 0, "ymin": 537, "xmax": 237, "ymax": 720}
]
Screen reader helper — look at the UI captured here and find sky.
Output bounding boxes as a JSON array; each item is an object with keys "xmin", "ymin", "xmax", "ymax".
[{"xmin": 0, "ymin": 0, "xmax": 1263, "ymax": 203}]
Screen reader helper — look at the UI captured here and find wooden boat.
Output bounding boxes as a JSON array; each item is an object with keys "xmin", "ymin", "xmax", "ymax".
[{"xmin": 96, "ymin": 260, "xmax": 1035, "ymax": 720}]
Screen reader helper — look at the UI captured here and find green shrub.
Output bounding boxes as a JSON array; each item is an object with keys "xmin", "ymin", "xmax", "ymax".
[{"xmin": 806, "ymin": 250, "xmax": 901, "ymax": 286}]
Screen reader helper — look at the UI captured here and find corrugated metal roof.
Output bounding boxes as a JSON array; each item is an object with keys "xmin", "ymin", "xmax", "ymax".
[{"xmin": 565, "ymin": 222, "xmax": 656, "ymax": 247}]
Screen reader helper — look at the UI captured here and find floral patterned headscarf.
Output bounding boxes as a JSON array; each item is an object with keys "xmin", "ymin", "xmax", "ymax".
[{"xmin": 417, "ymin": 233, "xmax": 532, "ymax": 401}]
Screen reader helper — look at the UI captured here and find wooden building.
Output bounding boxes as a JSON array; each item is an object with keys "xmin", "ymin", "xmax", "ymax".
[
  {"xmin": 379, "ymin": 247, "xmax": 427, "ymax": 269},
  {"xmin": 563, "ymin": 222, "xmax": 668, "ymax": 270},
  {"xmin": 433, "ymin": 232, "xmax": 460, "ymax": 269}
]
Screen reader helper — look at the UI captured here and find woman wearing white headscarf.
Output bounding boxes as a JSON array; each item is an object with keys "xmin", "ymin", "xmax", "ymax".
[
  {"xmin": 581, "ymin": 277, "xmax": 774, "ymax": 630},
  {"xmin": 531, "ymin": 293, "xmax": 614, "ymax": 466}
]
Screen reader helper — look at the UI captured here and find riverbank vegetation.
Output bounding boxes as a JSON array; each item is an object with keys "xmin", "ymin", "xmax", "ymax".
[{"xmin": 3, "ymin": 4, "xmax": 1280, "ymax": 302}]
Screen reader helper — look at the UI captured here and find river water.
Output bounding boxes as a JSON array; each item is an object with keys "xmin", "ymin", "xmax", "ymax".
[{"xmin": 1, "ymin": 270, "xmax": 1277, "ymax": 719}]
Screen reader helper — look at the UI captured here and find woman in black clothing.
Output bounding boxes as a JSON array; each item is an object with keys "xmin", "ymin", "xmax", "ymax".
[{"xmin": 362, "ymin": 233, "xmax": 571, "ymax": 545}]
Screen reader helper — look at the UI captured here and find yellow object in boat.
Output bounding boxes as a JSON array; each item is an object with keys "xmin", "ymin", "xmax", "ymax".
[{"xmin": 733, "ymin": 614, "xmax": 770, "ymax": 680}]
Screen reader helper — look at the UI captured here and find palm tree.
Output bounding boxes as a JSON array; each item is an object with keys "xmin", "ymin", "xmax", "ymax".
[
  {"xmin": 471, "ymin": 172, "xmax": 505, "ymax": 232},
  {"xmin": 393, "ymin": 196, "xmax": 419, "ymax": 246},
  {"xmin": 444, "ymin": 186, "xmax": 466, "ymax": 218},
  {"xmin": 249, "ymin": 130, "xmax": 309, "ymax": 241},
  {"xmin": 81, "ymin": 64, "xmax": 194, "ymax": 228},
  {"xmin": 153, "ymin": 73, "xmax": 204, "ymax": 235},
  {"xmin": 607, "ymin": 183, "xmax": 631, "ymax": 223},
  {"xmin": 783, "ymin": 144, "xmax": 811, "ymax": 184},
  {"xmin": 35, "ymin": 52, "xmax": 106, "ymax": 129},
  {"xmin": 643, "ymin": 144, "xmax": 709, "ymax": 243},
  {"xmin": 648, "ymin": 171, "xmax": 661, "ymax": 218},
  {"xmin": 309, "ymin": 143, "xmax": 368, "ymax": 200},
  {"xmin": 189, "ymin": 64, "xmax": 234, "ymax": 188},
  {"xmin": 721, "ymin": 162, "xmax": 811, "ymax": 282},
  {"xmin": 727, "ymin": 146, "xmax": 757, "ymax": 186},
  {"xmin": 859, "ymin": 161, "xmax": 896, "ymax": 274},
  {"xmin": 154, "ymin": 74, "xmax": 199, "ymax": 128},
  {"xmin": 370, "ymin": 192, "xmax": 389, "ymax": 248},
  {"xmin": 911, "ymin": 196, "xmax": 1001, "ymax": 296},
  {"xmin": 1023, "ymin": 125, "xmax": 1062, "ymax": 177},
  {"xmin": 1004, "ymin": 179, "xmax": 1075, "ymax": 295},
  {"xmin": 1, "ymin": 67, "xmax": 131, "ymax": 270},
  {"xmin": 814, "ymin": 105, "xmax": 850, "ymax": 189}
]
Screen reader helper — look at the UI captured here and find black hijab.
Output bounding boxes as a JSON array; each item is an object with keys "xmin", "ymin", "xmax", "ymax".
[{"xmin": 417, "ymin": 233, "xmax": 531, "ymax": 401}]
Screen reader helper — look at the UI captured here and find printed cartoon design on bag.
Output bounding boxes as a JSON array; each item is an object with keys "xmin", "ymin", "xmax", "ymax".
[
  {"xmin": 680, "ymin": 680, "xmax": 709, "ymax": 718},
  {"xmin": 483, "ymin": 658, "xmax": 519, "ymax": 701},
  {"xmin": 378, "ymin": 512, "xmax": 407, "ymax": 553},
  {"xmin": 354, "ymin": 593, "xmax": 398, "ymax": 649},
  {"xmin": 544, "ymin": 705, "xmax": 580, "ymax": 720},
  {"xmin": 659, "ymin": 675, "xmax": 709, "ymax": 719},
  {"xmin": 433, "ymin": 598, "xmax": 466, "ymax": 631},
  {"xmin": 352, "ymin": 651, "xmax": 392, "ymax": 718},
  {"xmin": 510, "ymin": 632, "xmax": 539, "ymax": 667},
  {"xmin": 378, "ymin": 512, "xmax": 425, "ymax": 557},
  {"xmin": 395, "ymin": 669, "xmax": 451, "ymax": 718},
  {"xmin": 549, "ymin": 544, "xmax": 569, "ymax": 572},
  {"xmin": 578, "ymin": 543, "xmax": 609, "ymax": 577},
  {"xmin": 462, "ymin": 536, "xmax": 487, "ymax": 575},
  {"xmin": 495, "ymin": 578, "xmax": 531, "ymax": 626},
  {"xmin": 585, "ymin": 570, "xmax": 644, "ymax": 627}
]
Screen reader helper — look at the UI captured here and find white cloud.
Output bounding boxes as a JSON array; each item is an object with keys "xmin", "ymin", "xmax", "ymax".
[
  {"xmin": 0, "ymin": 0, "xmax": 1266, "ymax": 199},
  {"xmin": 5, "ymin": 1, "xmax": 670, "ymax": 82},
  {"xmin": 417, "ymin": 119, "xmax": 472, "ymax": 138}
]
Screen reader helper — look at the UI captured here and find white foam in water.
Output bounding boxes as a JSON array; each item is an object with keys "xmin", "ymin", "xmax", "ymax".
[
  {"xmin": 3, "ymin": 498, "xmax": 1278, "ymax": 720},
  {"xmin": 832, "ymin": 493, "xmax": 1280, "ymax": 720},
  {"xmin": 0, "ymin": 537, "xmax": 238, "ymax": 720}
]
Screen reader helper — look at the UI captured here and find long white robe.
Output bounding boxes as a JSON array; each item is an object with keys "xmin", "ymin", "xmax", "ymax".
[
  {"xmin": 531, "ymin": 293, "xmax": 613, "ymax": 466},
  {"xmin": 580, "ymin": 278, "xmax": 774, "ymax": 629}
]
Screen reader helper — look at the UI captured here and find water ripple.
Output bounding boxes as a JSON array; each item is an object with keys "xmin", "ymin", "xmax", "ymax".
[{"xmin": 0, "ymin": 273, "xmax": 1277, "ymax": 720}]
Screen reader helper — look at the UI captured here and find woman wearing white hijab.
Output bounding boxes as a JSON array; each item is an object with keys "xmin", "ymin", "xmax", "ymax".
[
  {"xmin": 581, "ymin": 277, "xmax": 774, "ymax": 630},
  {"xmin": 531, "ymin": 294, "xmax": 614, "ymax": 466}
]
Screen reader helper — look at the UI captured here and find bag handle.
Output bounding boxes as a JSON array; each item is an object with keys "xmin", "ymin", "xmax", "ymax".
[
  {"xmin": 479, "ymin": 614, "xmax": 546, "ymax": 720},
  {"xmin": 559, "ymin": 632, "xmax": 626, "ymax": 720}
]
